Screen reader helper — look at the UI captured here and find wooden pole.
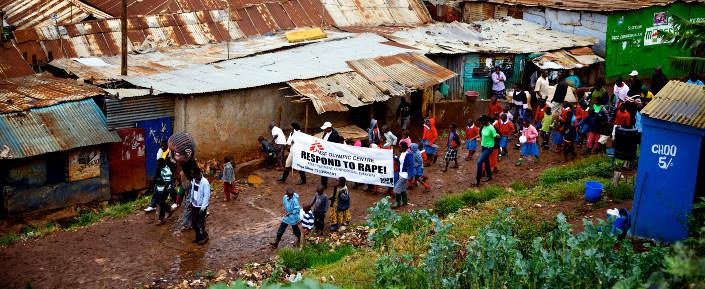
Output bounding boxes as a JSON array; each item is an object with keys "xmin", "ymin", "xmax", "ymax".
[
  {"xmin": 120, "ymin": 0, "xmax": 127, "ymax": 76},
  {"xmin": 304, "ymin": 102, "xmax": 309, "ymax": 134},
  {"xmin": 226, "ymin": 1, "xmax": 230, "ymax": 59},
  {"xmin": 0, "ymin": 11, "xmax": 4, "ymax": 47}
]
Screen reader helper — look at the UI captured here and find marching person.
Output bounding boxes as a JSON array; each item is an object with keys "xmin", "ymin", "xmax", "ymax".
[
  {"xmin": 309, "ymin": 185, "xmax": 329, "ymax": 235},
  {"xmin": 330, "ymin": 177, "xmax": 351, "ymax": 232},
  {"xmin": 270, "ymin": 122, "xmax": 287, "ymax": 170},
  {"xmin": 271, "ymin": 188, "xmax": 301, "ymax": 248},
  {"xmin": 464, "ymin": 118, "xmax": 480, "ymax": 160},
  {"xmin": 368, "ymin": 119, "xmax": 382, "ymax": 147},
  {"xmin": 409, "ymin": 143, "xmax": 430, "ymax": 193},
  {"xmin": 168, "ymin": 132, "xmax": 199, "ymax": 233},
  {"xmin": 495, "ymin": 113, "xmax": 515, "ymax": 160},
  {"xmin": 258, "ymin": 136, "xmax": 276, "ymax": 169},
  {"xmin": 442, "ymin": 123, "xmax": 461, "ymax": 172},
  {"xmin": 320, "ymin": 122, "xmax": 344, "ymax": 188},
  {"xmin": 382, "ymin": 125, "xmax": 398, "ymax": 149},
  {"xmin": 422, "ymin": 116, "xmax": 438, "ymax": 165},
  {"xmin": 516, "ymin": 119, "xmax": 539, "ymax": 166},
  {"xmin": 394, "ymin": 142, "xmax": 413, "ymax": 207},
  {"xmin": 154, "ymin": 158, "xmax": 175, "ymax": 224},
  {"xmin": 278, "ymin": 122, "xmax": 306, "ymax": 185},
  {"xmin": 474, "ymin": 116, "xmax": 498, "ymax": 186},
  {"xmin": 222, "ymin": 156, "xmax": 237, "ymax": 202},
  {"xmin": 190, "ymin": 167, "xmax": 210, "ymax": 245}
]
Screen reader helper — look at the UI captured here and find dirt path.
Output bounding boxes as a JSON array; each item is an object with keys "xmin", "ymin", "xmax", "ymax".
[{"xmin": 1, "ymin": 147, "xmax": 592, "ymax": 289}]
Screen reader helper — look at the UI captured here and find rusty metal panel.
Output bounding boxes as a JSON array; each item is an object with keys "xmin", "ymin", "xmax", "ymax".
[
  {"xmin": 108, "ymin": 128, "xmax": 147, "ymax": 194},
  {"xmin": 288, "ymin": 71, "xmax": 393, "ymax": 114},
  {"xmin": 234, "ymin": 7, "xmax": 259, "ymax": 36},
  {"xmin": 461, "ymin": 0, "xmax": 689, "ymax": 12},
  {"xmin": 281, "ymin": 0, "xmax": 312, "ymax": 27},
  {"xmin": 0, "ymin": 73, "xmax": 104, "ymax": 113},
  {"xmin": 322, "ymin": 0, "xmax": 429, "ymax": 26},
  {"xmin": 1, "ymin": 0, "xmax": 111, "ymax": 29},
  {"xmin": 0, "ymin": 98, "xmax": 119, "ymax": 160},
  {"xmin": 0, "ymin": 46, "xmax": 34, "ymax": 79},
  {"xmin": 348, "ymin": 52, "xmax": 457, "ymax": 94},
  {"xmin": 265, "ymin": 2, "xmax": 295, "ymax": 30},
  {"xmin": 641, "ymin": 81, "xmax": 705, "ymax": 130}
]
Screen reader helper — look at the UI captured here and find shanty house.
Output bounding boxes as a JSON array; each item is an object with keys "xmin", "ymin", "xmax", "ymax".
[
  {"xmin": 0, "ymin": 74, "xmax": 118, "ymax": 216},
  {"xmin": 454, "ymin": 0, "xmax": 705, "ymax": 79}
]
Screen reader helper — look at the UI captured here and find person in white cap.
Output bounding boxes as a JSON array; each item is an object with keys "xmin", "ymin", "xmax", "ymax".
[
  {"xmin": 319, "ymin": 122, "xmax": 343, "ymax": 187},
  {"xmin": 627, "ymin": 70, "xmax": 642, "ymax": 97}
]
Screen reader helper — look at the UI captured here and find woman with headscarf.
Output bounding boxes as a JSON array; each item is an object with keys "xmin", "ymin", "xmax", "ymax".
[{"xmin": 368, "ymin": 119, "xmax": 381, "ymax": 146}]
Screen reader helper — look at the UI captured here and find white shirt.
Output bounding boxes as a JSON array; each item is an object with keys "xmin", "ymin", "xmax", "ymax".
[
  {"xmin": 156, "ymin": 148, "xmax": 164, "ymax": 160},
  {"xmin": 323, "ymin": 131, "xmax": 331, "ymax": 141},
  {"xmin": 534, "ymin": 76, "xmax": 550, "ymax": 99},
  {"xmin": 190, "ymin": 177, "xmax": 210, "ymax": 208},
  {"xmin": 271, "ymin": 126, "xmax": 287, "ymax": 145},
  {"xmin": 613, "ymin": 84, "xmax": 630, "ymax": 103},
  {"xmin": 399, "ymin": 152, "xmax": 409, "ymax": 179}
]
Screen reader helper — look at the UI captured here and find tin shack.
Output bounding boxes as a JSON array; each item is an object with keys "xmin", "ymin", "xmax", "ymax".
[{"xmin": 0, "ymin": 74, "xmax": 119, "ymax": 216}]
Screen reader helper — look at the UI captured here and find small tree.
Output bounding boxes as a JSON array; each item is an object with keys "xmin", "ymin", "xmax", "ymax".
[{"xmin": 660, "ymin": 16, "xmax": 705, "ymax": 73}]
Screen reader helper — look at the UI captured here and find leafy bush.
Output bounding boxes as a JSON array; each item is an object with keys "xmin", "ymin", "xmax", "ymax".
[
  {"xmin": 394, "ymin": 210, "xmax": 434, "ymax": 234},
  {"xmin": 539, "ymin": 156, "xmax": 612, "ymax": 185},
  {"xmin": 209, "ymin": 279, "xmax": 340, "ymax": 289},
  {"xmin": 367, "ymin": 197, "xmax": 401, "ymax": 251},
  {"xmin": 278, "ymin": 243, "xmax": 354, "ymax": 271},
  {"xmin": 0, "ymin": 233, "xmax": 21, "ymax": 245},
  {"xmin": 422, "ymin": 220, "xmax": 461, "ymax": 289},
  {"xmin": 374, "ymin": 254, "xmax": 425, "ymax": 289}
]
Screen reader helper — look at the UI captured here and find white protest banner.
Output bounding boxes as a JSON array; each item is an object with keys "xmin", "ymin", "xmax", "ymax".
[{"xmin": 290, "ymin": 131, "xmax": 394, "ymax": 187}]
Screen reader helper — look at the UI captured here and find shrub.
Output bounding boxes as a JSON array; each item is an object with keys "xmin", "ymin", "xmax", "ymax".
[
  {"xmin": 374, "ymin": 254, "xmax": 425, "ymax": 289},
  {"xmin": 367, "ymin": 197, "xmax": 401, "ymax": 250},
  {"xmin": 394, "ymin": 210, "xmax": 434, "ymax": 234},
  {"xmin": 0, "ymin": 233, "xmax": 21, "ymax": 245},
  {"xmin": 539, "ymin": 156, "xmax": 612, "ymax": 185},
  {"xmin": 605, "ymin": 182, "xmax": 634, "ymax": 201}
]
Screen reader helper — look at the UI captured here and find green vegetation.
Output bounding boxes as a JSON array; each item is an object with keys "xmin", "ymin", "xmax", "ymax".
[
  {"xmin": 278, "ymin": 242, "xmax": 355, "ymax": 271},
  {"xmin": 209, "ymin": 279, "xmax": 340, "ymax": 289},
  {"xmin": 433, "ymin": 185, "xmax": 508, "ymax": 216},
  {"xmin": 538, "ymin": 155, "xmax": 612, "ymax": 185},
  {"xmin": 0, "ymin": 195, "xmax": 151, "ymax": 246}
]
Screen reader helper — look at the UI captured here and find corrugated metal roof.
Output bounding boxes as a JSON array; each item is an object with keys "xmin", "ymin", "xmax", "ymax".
[
  {"xmin": 0, "ymin": 73, "xmax": 105, "ymax": 113},
  {"xmin": 641, "ymin": 80, "xmax": 705, "ymax": 130},
  {"xmin": 532, "ymin": 47, "xmax": 604, "ymax": 69},
  {"xmin": 0, "ymin": 0, "xmax": 112, "ymax": 29},
  {"xmin": 48, "ymin": 30, "xmax": 352, "ymax": 83},
  {"xmin": 460, "ymin": 0, "xmax": 701, "ymax": 12},
  {"xmin": 105, "ymin": 95, "xmax": 174, "ymax": 129},
  {"xmin": 322, "ymin": 0, "xmax": 431, "ymax": 26},
  {"xmin": 0, "ymin": 98, "xmax": 120, "ymax": 159},
  {"xmin": 348, "ymin": 52, "xmax": 457, "ymax": 95},
  {"xmin": 122, "ymin": 33, "xmax": 414, "ymax": 94},
  {"xmin": 0, "ymin": 46, "xmax": 34, "ymax": 79},
  {"xmin": 389, "ymin": 18, "xmax": 597, "ymax": 54},
  {"xmin": 288, "ymin": 72, "xmax": 391, "ymax": 114}
]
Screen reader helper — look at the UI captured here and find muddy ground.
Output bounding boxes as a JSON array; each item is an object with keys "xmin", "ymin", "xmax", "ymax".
[{"xmin": 1, "ymin": 146, "xmax": 618, "ymax": 289}]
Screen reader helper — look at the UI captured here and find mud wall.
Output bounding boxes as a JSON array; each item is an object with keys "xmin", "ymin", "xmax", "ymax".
[{"xmin": 173, "ymin": 85, "xmax": 351, "ymax": 162}]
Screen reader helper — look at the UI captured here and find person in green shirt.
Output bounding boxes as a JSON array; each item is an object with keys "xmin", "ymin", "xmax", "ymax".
[
  {"xmin": 475, "ymin": 115, "xmax": 499, "ymax": 186},
  {"xmin": 540, "ymin": 107, "xmax": 553, "ymax": 150}
]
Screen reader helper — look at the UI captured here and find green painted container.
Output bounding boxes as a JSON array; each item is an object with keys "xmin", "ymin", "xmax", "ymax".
[{"xmin": 605, "ymin": 2, "xmax": 705, "ymax": 79}]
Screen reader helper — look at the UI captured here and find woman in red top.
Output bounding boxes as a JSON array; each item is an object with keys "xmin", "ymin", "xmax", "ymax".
[{"xmin": 614, "ymin": 104, "xmax": 632, "ymax": 127}]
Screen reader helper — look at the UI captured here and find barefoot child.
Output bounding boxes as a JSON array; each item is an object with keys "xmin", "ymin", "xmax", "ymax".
[
  {"xmin": 464, "ymin": 119, "xmax": 480, "ymax": 160},
  {"xmin": 516, "ymin": 119, "xmax": 539, "ymax": 166}
]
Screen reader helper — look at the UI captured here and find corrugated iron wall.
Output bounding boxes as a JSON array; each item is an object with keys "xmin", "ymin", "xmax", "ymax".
[
  {"xmin": 105, "ymin": 95, "xmax": 174, "ymax": 129},
  {"xmin": 428, "ymin": 54, "xmax": 465, "ymax": 100}
]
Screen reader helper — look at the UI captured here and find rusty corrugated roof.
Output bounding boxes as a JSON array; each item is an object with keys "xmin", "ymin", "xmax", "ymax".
[
  {"xmin": 641, "ymin": 80, "xmax": 705, "ymax": 129},
  {"xmin": 0, "ymin": 98, "xmax": 119, "ymax": 159},
  {"xmin": 0, "ymin": 0, "xmax": 112, "ymax": 29},
  {"xmin": 288, "ymin": 72, "xmax": 391, "ymax": 114},
  {"xmin": 347, "ymin": 52, "xmax": 457, "ymax": 95},
  {"xmin": 461, "ymin": 0, "xmax": 702, "ymax": 12},
  {"xmin": 0, "ymin": 46, "xmax": 34, "ymax": 79},
  {"xmin": 532, "ymin": 47, "xmax": 604, "ymax": 70},
  {"xmin": 0, "ymin": 73, "xmax": 104, "ymax": 113}
]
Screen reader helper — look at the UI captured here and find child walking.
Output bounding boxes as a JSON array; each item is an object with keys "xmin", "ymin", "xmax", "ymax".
[
  {"xmin": 422, "ymin": 117, "xmax": 439, "ymax": 165},
  {"xmin": 562, "ymin": 111, "xmax": 578, "ymax": 161},
  {"xmin": 410, "ymin": 143, "xmax": 430, "ymax": 193},
  {"xmin": 299, "ymin": 204, "xmax": 314, "ymax": 248},
  {"xmin": 394, "ymin": 142, "xmax": 413, "ymax": 207},
  {"xmin": 330, "ymin": 177, "xmax": 351, "ymax": 232},
  {"xmin": 442, "ymin": 123, "xmax": 461, "ymax": 172},
  {"xmin": 222, "ymin": 156, "xmax": 237, "ymax": 202},
  {"xmin": 309, "ymin": 185, "xmax": 328, "ymax": 235},
  {"xmin": 516, "ymin": 119, "xmax": 539, "ymax": 166},
  {"xmin": 495, "ymin": 113, "xmax": 515, "ymax": 160},
  {"xmin": 464, "ymin": 119, "xmax": 480, "ymax": 160},
  {"xmin": 540, "ymin": 107, "xmax": 553, "ymax": 150}
]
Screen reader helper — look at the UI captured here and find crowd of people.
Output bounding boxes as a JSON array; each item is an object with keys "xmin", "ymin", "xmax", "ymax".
[{"xmin": 142, "ymin": 66, "xmax": 704, "ymax": 248}]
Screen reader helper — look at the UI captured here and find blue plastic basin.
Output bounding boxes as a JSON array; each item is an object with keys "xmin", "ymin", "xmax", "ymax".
[{"xmin": 585, "ymin": 181, "xmax": 603, "ymax": 203}]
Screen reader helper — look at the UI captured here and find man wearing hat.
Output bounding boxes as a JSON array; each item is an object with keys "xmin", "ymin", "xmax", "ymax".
[
  {"xmin": 627, "ymin": 70, "xmax": 642, "ymax": 97},
  {"xmin": 319, "ymin": 122, "xmax": 343, "ymax": 187}
]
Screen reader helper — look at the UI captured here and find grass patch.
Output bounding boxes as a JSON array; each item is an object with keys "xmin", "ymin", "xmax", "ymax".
[
  {"xmin": 605, "ymin": 181, "xmax": 634, "ymax": 201},
  {"xmin": 278, "ymin": 242, "xmax": 355, "ymax": 271},
  {"xmin": 308, "ymin": 249, "xmax": 377, "ymax": 289},
  {"xmin": 434, "ymin": 185, "xmax": 508, "ymax": 216},
  {"xmin": 539, "ymin": 155, "xmax": 611, "ymax": 185},
  {"xmin": 66, "ymin": 195, "xmax": 151, "ymax": 230},
  {"xmin": 0, "ymin": 232, "xmax": 21, "ymax": 245}
]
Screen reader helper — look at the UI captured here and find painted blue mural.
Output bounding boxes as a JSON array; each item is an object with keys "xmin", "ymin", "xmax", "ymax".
[{"xmin": 136, "ymin": 117, "xmax": 173, "ymax": 177}]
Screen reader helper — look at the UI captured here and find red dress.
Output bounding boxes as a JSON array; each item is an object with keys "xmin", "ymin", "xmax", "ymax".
[{"xmin": 614, "ymin": 110, "xmax": 631, "ymax": 127}]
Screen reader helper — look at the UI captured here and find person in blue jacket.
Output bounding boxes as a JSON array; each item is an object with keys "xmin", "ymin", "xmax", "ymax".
[
  {"xmin": 270, "ymin": 188, "xmax": 301, "ymax": 248},
  {"xmin": 394, "ymin": 142, "xmax": 414, "ymax": 207}
]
